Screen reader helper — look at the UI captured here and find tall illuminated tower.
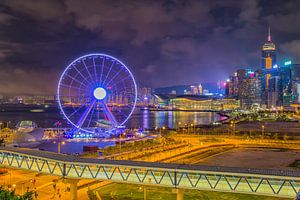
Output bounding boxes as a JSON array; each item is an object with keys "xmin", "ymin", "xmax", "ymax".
[
  {"xmin": 261, "ymin": 27, "xmax": 277, "ymax": 106},
  {"xmin": 198, "ymin": 84, "xmax": 203, "ymax": 95}
]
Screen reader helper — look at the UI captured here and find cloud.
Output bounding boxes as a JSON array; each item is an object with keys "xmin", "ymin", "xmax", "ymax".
[
  {"xmin": 64, "ymin": 0, "xmax": 213, "ymax": 45},
  {"xmin": 0, "ymin": 0, "xmax": 299, "ymax": 94},
  {"xmin": 0, "ymin": 13, "xmax": 14, "ymax": 25},
  {"xmin": 2, "ymin": 0, "xmax": 68, "ymax": 23},
  {"xmin": 0, "ymin": 41, "xmax": 22, "ymax": 61},
  {"xmin": 281, "ymin": 40, "xmax": 300, "ymax": 60},
  {"xmin": 266, "ymin": 13, "xmax": 300, "ymax": 34},
  {"xmin": 238, "ymin": 0, "xmax": 261, "ymax": 24},
  {"xmin": 0, "ymin": 66, "xmax": 59, "ymax": 95}
]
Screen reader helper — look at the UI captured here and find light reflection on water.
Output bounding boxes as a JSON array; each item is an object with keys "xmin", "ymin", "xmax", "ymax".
[
  {"xmin": 129, "ymin": 110, "xmax": 222, "ymax": 129},
  {"xmin": 1, "ymin": 109, "xmax": 224, "ymax": 154},
  {"xmin": 0, "ymin": 109, "xmax": 223, "ymax": 129}
]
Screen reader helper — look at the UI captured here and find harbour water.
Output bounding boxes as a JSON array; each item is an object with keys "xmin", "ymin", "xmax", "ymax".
[
  {"xmin": 0, "ymin": 109, "xmax": 224, "ymax": 129},
  {"xmin": 1, "ymin": 109, "xmax": 225, "ymax": 154}
]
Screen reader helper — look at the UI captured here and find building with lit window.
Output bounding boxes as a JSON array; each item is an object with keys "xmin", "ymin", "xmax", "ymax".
[
  {"xmin": 261, "ymin": 28, "xmax": 277, "ymax": 107},
  {"xmin": 154, "ymin": 94, "xmax": 240, "ymax": 111}
]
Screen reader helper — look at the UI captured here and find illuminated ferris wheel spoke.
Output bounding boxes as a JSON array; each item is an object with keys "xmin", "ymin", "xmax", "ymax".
[
  {"xmin": 118, "ymin": 109, "xmax": 130, "ymax": 120},
  {"xmin": 73, "ymin": 65, "xmax": 92, "ymax": 87},
  {"xmin": 101, "ymin": 101, "xmax": 118, "ymax": 126},
  {"xmin": 82, "ymin": 59, "xmax": 95, "ymax": 85},
  {"xmin": 76, "ymin": 100, "xmax": 97, "ymax": 129},
  {"xmin": 102, "ymin": 61, "xmax": 115, "ymax": 86},
  {"xmin": 103, "ymin": 67, "xmax": 124, "ymax": 87},
  {"xmin": 86, "ymin": 102, "xmax": 97, "ymax": 128},
  {"xmin": 60, "ymin": 83, "xmax": 87, "ymax": 92},
  {"xmin": 99, "ymin": 57, "xmax": 105, "ymax": 85},
  {"xmin": 66, "ymin": 105, "xmax": 86, "ymax": 119},
  {"xmin": 108, "ymin": 75, "xmax": 131, "ymax": 89},
  {"xmin": 92, "ymin": 57, "xmax": 98, "ymax": 83},
  {"xmin": 65, "ymin": 73, "xmax": 90, "ymax": 89},
  {"xmin": 58, "ymin": 53, "xmax": 137, "ymax": 136}
]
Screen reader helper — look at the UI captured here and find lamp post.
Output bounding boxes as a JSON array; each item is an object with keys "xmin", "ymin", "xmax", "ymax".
[
  {"xmin": 55, "ymin": 121, "xmax": 62, "ymax": 154},
  {"xmin": 177, "ymin": 122, "xmax": 181, "ymax": 132},
  {"xmin": 261, "ymin": 125, "xmax": 265, "ymax": 138},
  {"xmin": 119, "ymin": 133, "xmax": 125, "ymax": 154},
  {"xmin": 231, "ymin": 120, "xmax": 235, "ymax": 135},
  {"xmin": 162, "ymin": 126, "xmax": 166, "ymax": 136}
]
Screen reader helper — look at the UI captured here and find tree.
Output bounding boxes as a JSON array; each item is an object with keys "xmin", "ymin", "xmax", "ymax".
[
  {"xmin": 283, "ymin": 133, "xmax": 289, "ymax": 141},
  {"xmin": 273, "ymin": 133, "xmax": 278, "ymax": 140},
  {"xmin": 0, "ymin": 187, "xmax": 34, "ymax": 200}
]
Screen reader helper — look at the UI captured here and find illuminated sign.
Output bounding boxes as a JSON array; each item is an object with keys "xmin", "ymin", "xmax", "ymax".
[
  {"xmin": 284, "ymin": 60, "xmax": 292, "ymax": 66},
  {"xmin": 266, "ymin": 57, "xmax": 272, "ymax": 69}
]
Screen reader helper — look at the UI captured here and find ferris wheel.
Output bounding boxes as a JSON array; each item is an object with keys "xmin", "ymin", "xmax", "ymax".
[{"xmin": 57, "ymin": 53, "xmax": 137, "ymax": 137}]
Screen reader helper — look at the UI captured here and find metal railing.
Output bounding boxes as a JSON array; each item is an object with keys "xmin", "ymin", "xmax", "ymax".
[{"xmin": 0, "ymin": 147, "xmax": 299, "ymax": 198}]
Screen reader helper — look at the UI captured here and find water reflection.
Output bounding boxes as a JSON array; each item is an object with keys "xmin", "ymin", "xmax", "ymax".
[
  {"xmin": 128, "ymin": 110, "xmax": 221, "ymax": 129},
  {"xmin": 0, "ymin": 109, "xmax": 221, "ymax": 129}
]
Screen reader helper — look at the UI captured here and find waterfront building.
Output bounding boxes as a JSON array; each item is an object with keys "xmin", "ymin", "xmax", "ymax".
[
  {"xmin": 12, "ymin": 120, "xmax": 44, "ymax": 145},
  {"xmin": 154, "ymin": 94, "xmax": 240, "ymax": 111}
]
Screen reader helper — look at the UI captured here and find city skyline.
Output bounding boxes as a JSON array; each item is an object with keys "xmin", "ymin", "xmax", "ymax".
[{"xmin": 0, "ymin": 0, "xmax": 300, "ymax": 95}]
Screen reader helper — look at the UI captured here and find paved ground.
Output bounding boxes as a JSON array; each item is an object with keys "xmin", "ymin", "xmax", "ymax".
[
  {"xmin": 199, "ymin": 148, "xmax": 300, "ymax": 170},
  {"xmin": 0, "ymin": 169, "xmax": 98, "ymax": 200}
]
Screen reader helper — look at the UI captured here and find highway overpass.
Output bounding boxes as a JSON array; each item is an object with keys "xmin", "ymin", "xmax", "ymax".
[{"xmin": 0, "ymin": 147, "xmax": 299, "ymax": 200}]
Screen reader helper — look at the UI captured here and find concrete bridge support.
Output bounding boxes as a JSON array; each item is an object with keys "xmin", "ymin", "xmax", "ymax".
[
  {"xmin": 176, "ymin": 188, "xmax": 184, "ymax": 200},
  {"xmin": 63, "ymin": 178, "xmax": 80, "ymax": 200}
]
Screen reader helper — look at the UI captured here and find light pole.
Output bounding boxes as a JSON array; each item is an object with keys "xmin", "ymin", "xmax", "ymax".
[
  {"xmin": 261, "ymin": 125, "xmax": 265, "ymax": 138},
  {"xmin": 119, "ymin": 133, "xmax": 125, "ymax": 154},
  {"xmin": 231, "ymin": 120, "xmax": 235, "ymax": 135},
  {"xmin": 55, "ymin": 121, "xmax": 62, "ymax": 154},
  {"xmin": 177, "ymin": 122, "xmax": 181, "ymax": 132},
  {"xmin": 162, "ymin": 126, "xmax": 166, "ymax": 136}
]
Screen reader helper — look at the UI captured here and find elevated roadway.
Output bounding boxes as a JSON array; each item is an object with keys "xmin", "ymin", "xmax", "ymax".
[{"xmin": 0, "ymin": 147, "xmax": 299, "ymax": 200}]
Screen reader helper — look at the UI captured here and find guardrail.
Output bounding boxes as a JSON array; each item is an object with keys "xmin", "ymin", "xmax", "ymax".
[{"xmin": 0, "ymin": 147, "xmax": 299, "ymax": 198}]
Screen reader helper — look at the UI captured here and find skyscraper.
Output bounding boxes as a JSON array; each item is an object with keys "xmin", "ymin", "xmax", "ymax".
[
  {"xmin": 198, "ymin": 84, "xmax": 203, "ymax": 95},
  {"xmin": 225, "ymin": 69, "xmax": 261, "ymax": 109},
  {"xmin": 261, "ymin": 27, "xmax": 277, "ymax": 107}
]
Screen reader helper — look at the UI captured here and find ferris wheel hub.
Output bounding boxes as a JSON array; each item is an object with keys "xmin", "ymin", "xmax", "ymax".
[{"xmin": 93, "ymin": 87, "xmax": 107, "ymax": 100}]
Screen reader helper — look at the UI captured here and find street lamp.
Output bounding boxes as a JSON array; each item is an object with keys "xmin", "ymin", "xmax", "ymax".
[
  {"xmin": 261, "ymin": 125, "xmax": 265, "ymax": 138},
  {"xmin": 230, "ymin": 121, "xmax": 235, "ymax": 135},
  {"xmin": 177, "ymin": 122, "xmax": 181, "ymax": 132},
  {"xmin": 119, "ymin": 132, "xmax": 126, "ymax": 154},
  {"xmin": 162, "ymin": 126, "xmax": 166, "ymax": 135}
]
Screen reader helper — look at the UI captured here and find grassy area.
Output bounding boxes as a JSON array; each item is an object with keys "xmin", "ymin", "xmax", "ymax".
[
  {"xmin": 95, "ymin": 183, "xmax": 290, "ymax": 200},
  {"xmin": 101, "ymin": 136, "xmax": 179, "ymax": 156}
]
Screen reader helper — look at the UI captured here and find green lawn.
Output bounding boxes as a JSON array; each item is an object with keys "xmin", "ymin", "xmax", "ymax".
[{"xmin": 96, "ymin": 183, "xmax": 292, "ymax": 200}]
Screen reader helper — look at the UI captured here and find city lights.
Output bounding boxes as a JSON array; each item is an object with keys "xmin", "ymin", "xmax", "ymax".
[{"xmin": 1, "ymin": 2, "xmax": 300, "ymax": 200}]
